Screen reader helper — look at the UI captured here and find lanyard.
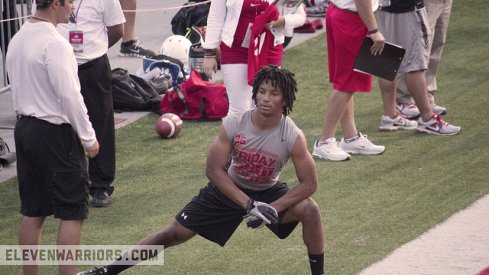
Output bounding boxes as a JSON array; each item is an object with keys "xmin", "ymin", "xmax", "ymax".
[{"xmin": 69, "ymin": 0, "xmax": 84, "ymax": 24}]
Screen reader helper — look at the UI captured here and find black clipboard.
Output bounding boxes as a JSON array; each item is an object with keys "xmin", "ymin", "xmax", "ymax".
[{"xmin": 353, "ymin": 37, "xmax": 406, "ymax": 81}]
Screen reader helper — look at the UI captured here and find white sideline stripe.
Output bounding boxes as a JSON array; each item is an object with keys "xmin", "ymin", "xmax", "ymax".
[{"xmin": 359, "ymin": 194, "xmax": 489, "ymax": 275}]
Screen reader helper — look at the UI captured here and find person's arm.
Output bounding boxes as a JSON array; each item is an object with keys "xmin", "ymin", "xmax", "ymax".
[
  {"xmin": 202, "ymin": 0, "xmax": 226, "ymax": 78},
  {"xmin": 281, "ymin": 2, "xmax": 307, "ymax": 36},
  {"xmin": 206, "ymin": 125, "xmax": 250, "ymax": 209},
  {"xmin": 46, "ymin": 41, "xmax": 98, "ymax": 152},
  {"xmin": 355, "ymin": 0, "xmax": 385, "ymax": 55},
  {"xmin": 270, "ymin": 131, "xmax": 318, "ymax": 212},
  {"xmin": 107, "ymin": 23, "xmax": 124, "ymax": 48}
]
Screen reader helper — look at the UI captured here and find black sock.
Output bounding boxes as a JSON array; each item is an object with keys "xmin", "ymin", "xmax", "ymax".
[
  {"xmin": 105, "ymin": 256, "xmax": 134, "ymax": 275},
  {"xmin": 308, "ymin": 253, "xmax": 324, "ymax": 275},
  {"xmin": 121, "ymin": 40, "xmax": 136, "ymax": 46}
]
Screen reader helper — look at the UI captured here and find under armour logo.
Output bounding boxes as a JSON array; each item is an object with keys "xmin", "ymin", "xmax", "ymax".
[{"xmin": 181, "ymin": 212, "xmax": 188, "ymax": 220}]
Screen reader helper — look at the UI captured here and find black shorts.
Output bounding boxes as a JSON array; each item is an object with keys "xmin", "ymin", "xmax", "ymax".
[
  {"xmin": 15, "ymin": 116, "xmax": 89, "ymax": 220},
  {"xmin": 175, "ymin": 182, "xmax": 299, "ymax": 246}
]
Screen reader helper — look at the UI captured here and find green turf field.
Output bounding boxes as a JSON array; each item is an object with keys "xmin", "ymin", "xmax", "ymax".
[{"xmin": 1, "ymin": 1, "xmax": 488, "ymax": 274}]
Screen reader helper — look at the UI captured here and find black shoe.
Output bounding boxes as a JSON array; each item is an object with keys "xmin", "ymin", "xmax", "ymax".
[
  {"xmin": 119, "ymin": 39, "xmax": 155, "ymax": 58},
  {"xmin": 92, "ymin": 191, "xmax": 111, "ymax": 207},
  {"xmin": 77, "ymin": 266, "xmax": 109, "ymax": 275}
]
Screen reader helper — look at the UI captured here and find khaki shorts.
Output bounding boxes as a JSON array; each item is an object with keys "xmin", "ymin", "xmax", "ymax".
[{"xmin": 378, "ymin": 8, "xmax": 431, "ymax": 73}]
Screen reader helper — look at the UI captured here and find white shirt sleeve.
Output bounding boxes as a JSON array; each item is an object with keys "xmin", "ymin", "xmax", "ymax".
[
  {"xmin": 283, "ymin": 3, "xmax": 307, "ymax": 37},
  {"xmin": 46, "ymin": 40, "xmax": 97, "ymax": 148},
  {"xmin": 203, "ymin": 0, "xmax": 227, "ymax": 49}
]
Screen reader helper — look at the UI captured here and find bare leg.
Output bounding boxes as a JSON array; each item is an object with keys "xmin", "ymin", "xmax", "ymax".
[
  {"xmin": 379, "ymin": 78, "xmax": 398, "ymax": 118},
  {"xmin": 319, "ymin": 90, "xmax": 354, "ymax": 140},
  {"xmin": 105, "ymin": 219, "xmax": 196, "ymax": 274},
  {"xmin": 57, "ymin": 219, "xmax": 84, "ymax": 275},
  {"xmin": 282, "ymin": 198, "xmax": 324, "ymax": 255},
  {"xmin": 405, "ymin": 70, "xmax": 433, "ymax": 121},
  {"xmin": 119, "ymin": 0, "xmax": 136, "ymax": 43},
  {"xmin": 19, "ymin": 216, "xmax": 45, "ymax": 275},
  {"xmin": 339, "ymin": 96, "xmax": 358, "ymax": 139},
  {"xmin": 135, "ymin": 220, "xmax": 196, "ymax": 248}
]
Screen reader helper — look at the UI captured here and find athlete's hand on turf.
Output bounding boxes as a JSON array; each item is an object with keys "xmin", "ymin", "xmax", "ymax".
[
  {"xmin": 202, "ymin": 57, "xmax": 217, "ymax": 79},
  {"xmin": 244, "ymin": 199, "xmax": 278, "ymax": 228},
  {"xmin": 370, "ymin": 31, "xmax": 385, "ymax": 55},
  {"xmin": 85, "ymin": 140, "xmax": 99, "ymax": 158}
]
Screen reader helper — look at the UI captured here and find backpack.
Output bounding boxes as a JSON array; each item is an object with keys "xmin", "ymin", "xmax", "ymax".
[
  {"xmin": 111, "ymin": 68, "xmax": 163, "ymax": 114},
  {"xmin": 160, "ymin": 70, "xmax": 229, "ymax": 120},
  {"xmin": 171, "ymin": 1, "xmax": 210, "ymax": 42}
]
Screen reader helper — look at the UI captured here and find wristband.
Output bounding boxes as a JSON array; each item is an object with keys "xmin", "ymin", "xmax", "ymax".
[
  {"xmin": 245, "ymin": 198, "xmax": 254, "ymax": 212},
  {"xmin": 204, "ymin": 48, "xmax": 217, "ymax": 56},
  {"xmin": 368, "ymin": 29, "xmax": 379, "ymax": 35}
]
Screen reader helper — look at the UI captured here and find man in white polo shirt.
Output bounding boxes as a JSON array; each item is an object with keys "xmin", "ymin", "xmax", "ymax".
[{"xmin": 57, "ymin": 0, "xmax": 125, "ymax": 207}]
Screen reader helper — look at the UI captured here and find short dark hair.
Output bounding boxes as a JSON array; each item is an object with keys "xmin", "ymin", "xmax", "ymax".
[
  {"xmin": 36, "ymin": 0, "xmax": 65, "ymax": 9},
  {"xmin": 251, "ymin": 65, "xmax": 298, "ymax": 116}
]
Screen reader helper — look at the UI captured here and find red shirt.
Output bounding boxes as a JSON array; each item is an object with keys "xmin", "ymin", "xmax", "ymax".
[{"xmin": 220, "ymin": 0, "xmax": 283, "ymax": 65}]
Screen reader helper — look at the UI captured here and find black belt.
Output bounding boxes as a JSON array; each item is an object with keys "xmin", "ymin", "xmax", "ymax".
[{"xmin": 78, "ymin": 54, "xmax": 107, "ymax": 70}]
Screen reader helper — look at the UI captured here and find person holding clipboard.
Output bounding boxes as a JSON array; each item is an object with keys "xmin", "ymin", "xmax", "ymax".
[{"xmin": 312, "ymin": 0, "xmax": 386, "ymax": 161}]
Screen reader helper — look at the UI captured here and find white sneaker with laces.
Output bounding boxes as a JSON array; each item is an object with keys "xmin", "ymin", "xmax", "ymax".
[
  {"xmin": 340, "ymin": 133, "xmax": 385, "ymax": 155},
  {"xmin": 417, "ymin": 114, "xmax": 461, "ymax": 136},
  {"xmin": 430, "ymin": 101, "xmax": 447, "ymax": 115},
  {"xmin": 396, "ymin": 103, "xmax": 420, "ymax": 119},
  {"xmin": 312, "ymin": 138, "xmax": 351, "ymax": 161},
  {"xmin": 379, "ymin": 114, "xmax": 418, "ymax": 131}
]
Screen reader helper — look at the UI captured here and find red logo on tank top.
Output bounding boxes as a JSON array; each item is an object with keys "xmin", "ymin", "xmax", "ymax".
[{"xmin": 235, "ymin": 135, "xmax": 246, "ymax": 144}]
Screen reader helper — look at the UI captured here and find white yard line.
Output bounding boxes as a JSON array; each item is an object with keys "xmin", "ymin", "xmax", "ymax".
[{"xmin": 359, "ymin": 194, "xmax": 489, "ymax": 275}]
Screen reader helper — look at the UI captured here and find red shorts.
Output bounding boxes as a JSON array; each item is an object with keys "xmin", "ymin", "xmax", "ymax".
[{"xmin": 326, "ymin": 4, "xmax": 371, "ymax": 92}]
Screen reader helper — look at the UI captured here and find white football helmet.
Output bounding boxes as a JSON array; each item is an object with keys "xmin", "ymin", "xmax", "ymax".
[{"xmin": 159, "ymin": 35, "xmax": 192, "ymax": 72}]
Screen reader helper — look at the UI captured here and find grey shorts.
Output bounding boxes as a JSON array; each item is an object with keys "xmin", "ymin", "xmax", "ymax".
[{"xmin": 378, "ymin": 8, "xmax": 431, "ymax": 73}]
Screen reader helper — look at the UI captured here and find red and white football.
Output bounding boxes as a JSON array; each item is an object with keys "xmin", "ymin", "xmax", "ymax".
[{"xmin": 155, "ymin": 113, "xmax": 183, "ymax": 139}]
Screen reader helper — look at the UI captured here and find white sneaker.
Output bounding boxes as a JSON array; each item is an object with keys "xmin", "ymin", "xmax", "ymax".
[
  {"xmin": 312, "ymin": 138, "xmax": 351, "ymax": 161},
  {"xmin": 379, "ymin": 114, "xmax": 418, "ymax": 131},
  {"xmin": 340, "ymin": 133, "xmax": 385, "ymax": 155},
  {"xmin": 430, "ymin": 100, "xmax": 447, "ymax": 115},
  {"xmin": 417, "ymin": 114, "xmax": 461, "ymax": 136},
  {"xmin": 396, "ymin": 103, "xmax": 420, "ymax": 119}
]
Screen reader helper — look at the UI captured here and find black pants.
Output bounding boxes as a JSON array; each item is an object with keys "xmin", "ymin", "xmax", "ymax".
[{"xmin": 78, "ymin": 54, "xmax": 115, "ymax": 196}]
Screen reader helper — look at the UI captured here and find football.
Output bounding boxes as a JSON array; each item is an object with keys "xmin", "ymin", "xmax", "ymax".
[{"xmin": 155, "ymin": 113, "xmax": 183, "ymax": 138}]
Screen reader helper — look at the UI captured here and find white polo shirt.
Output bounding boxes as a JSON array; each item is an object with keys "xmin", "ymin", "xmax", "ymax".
[{"xmin": 56, "ymin": 0, "xmax": 125, "ymax": 64}]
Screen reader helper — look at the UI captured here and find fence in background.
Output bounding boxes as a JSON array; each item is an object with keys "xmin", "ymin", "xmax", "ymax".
[{"xmin": 1, "ymin": 0, "xmax": 31, "ymax": 93}]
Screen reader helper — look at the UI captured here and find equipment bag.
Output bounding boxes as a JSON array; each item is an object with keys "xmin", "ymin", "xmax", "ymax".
[
  {"xmin": 171, "ymin": 1, "xmax": 210, "ymax": 43},
  {"xmin": 160, "ymin": 70, "xmax": 229, "ymax": 120},
  {"xmin": 111, "ymin": 68, "xmax": 163, "ymax": 114}
]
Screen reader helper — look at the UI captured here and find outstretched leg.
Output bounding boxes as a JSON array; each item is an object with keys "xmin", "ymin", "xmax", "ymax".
[{"xmin": 105, "ymin": 219, "xmax": 196, "ymax": 274}]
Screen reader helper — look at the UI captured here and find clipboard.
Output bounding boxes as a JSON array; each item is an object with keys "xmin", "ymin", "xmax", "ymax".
[{"xmin": 353, "ymin": 37, "xmax": 406, "ymax": 81}]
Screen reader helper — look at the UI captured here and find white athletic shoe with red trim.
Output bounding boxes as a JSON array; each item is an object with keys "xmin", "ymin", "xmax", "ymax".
[{"xmin": 417, "ymin": 114, "xmax": 461, "ymax": 136}]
